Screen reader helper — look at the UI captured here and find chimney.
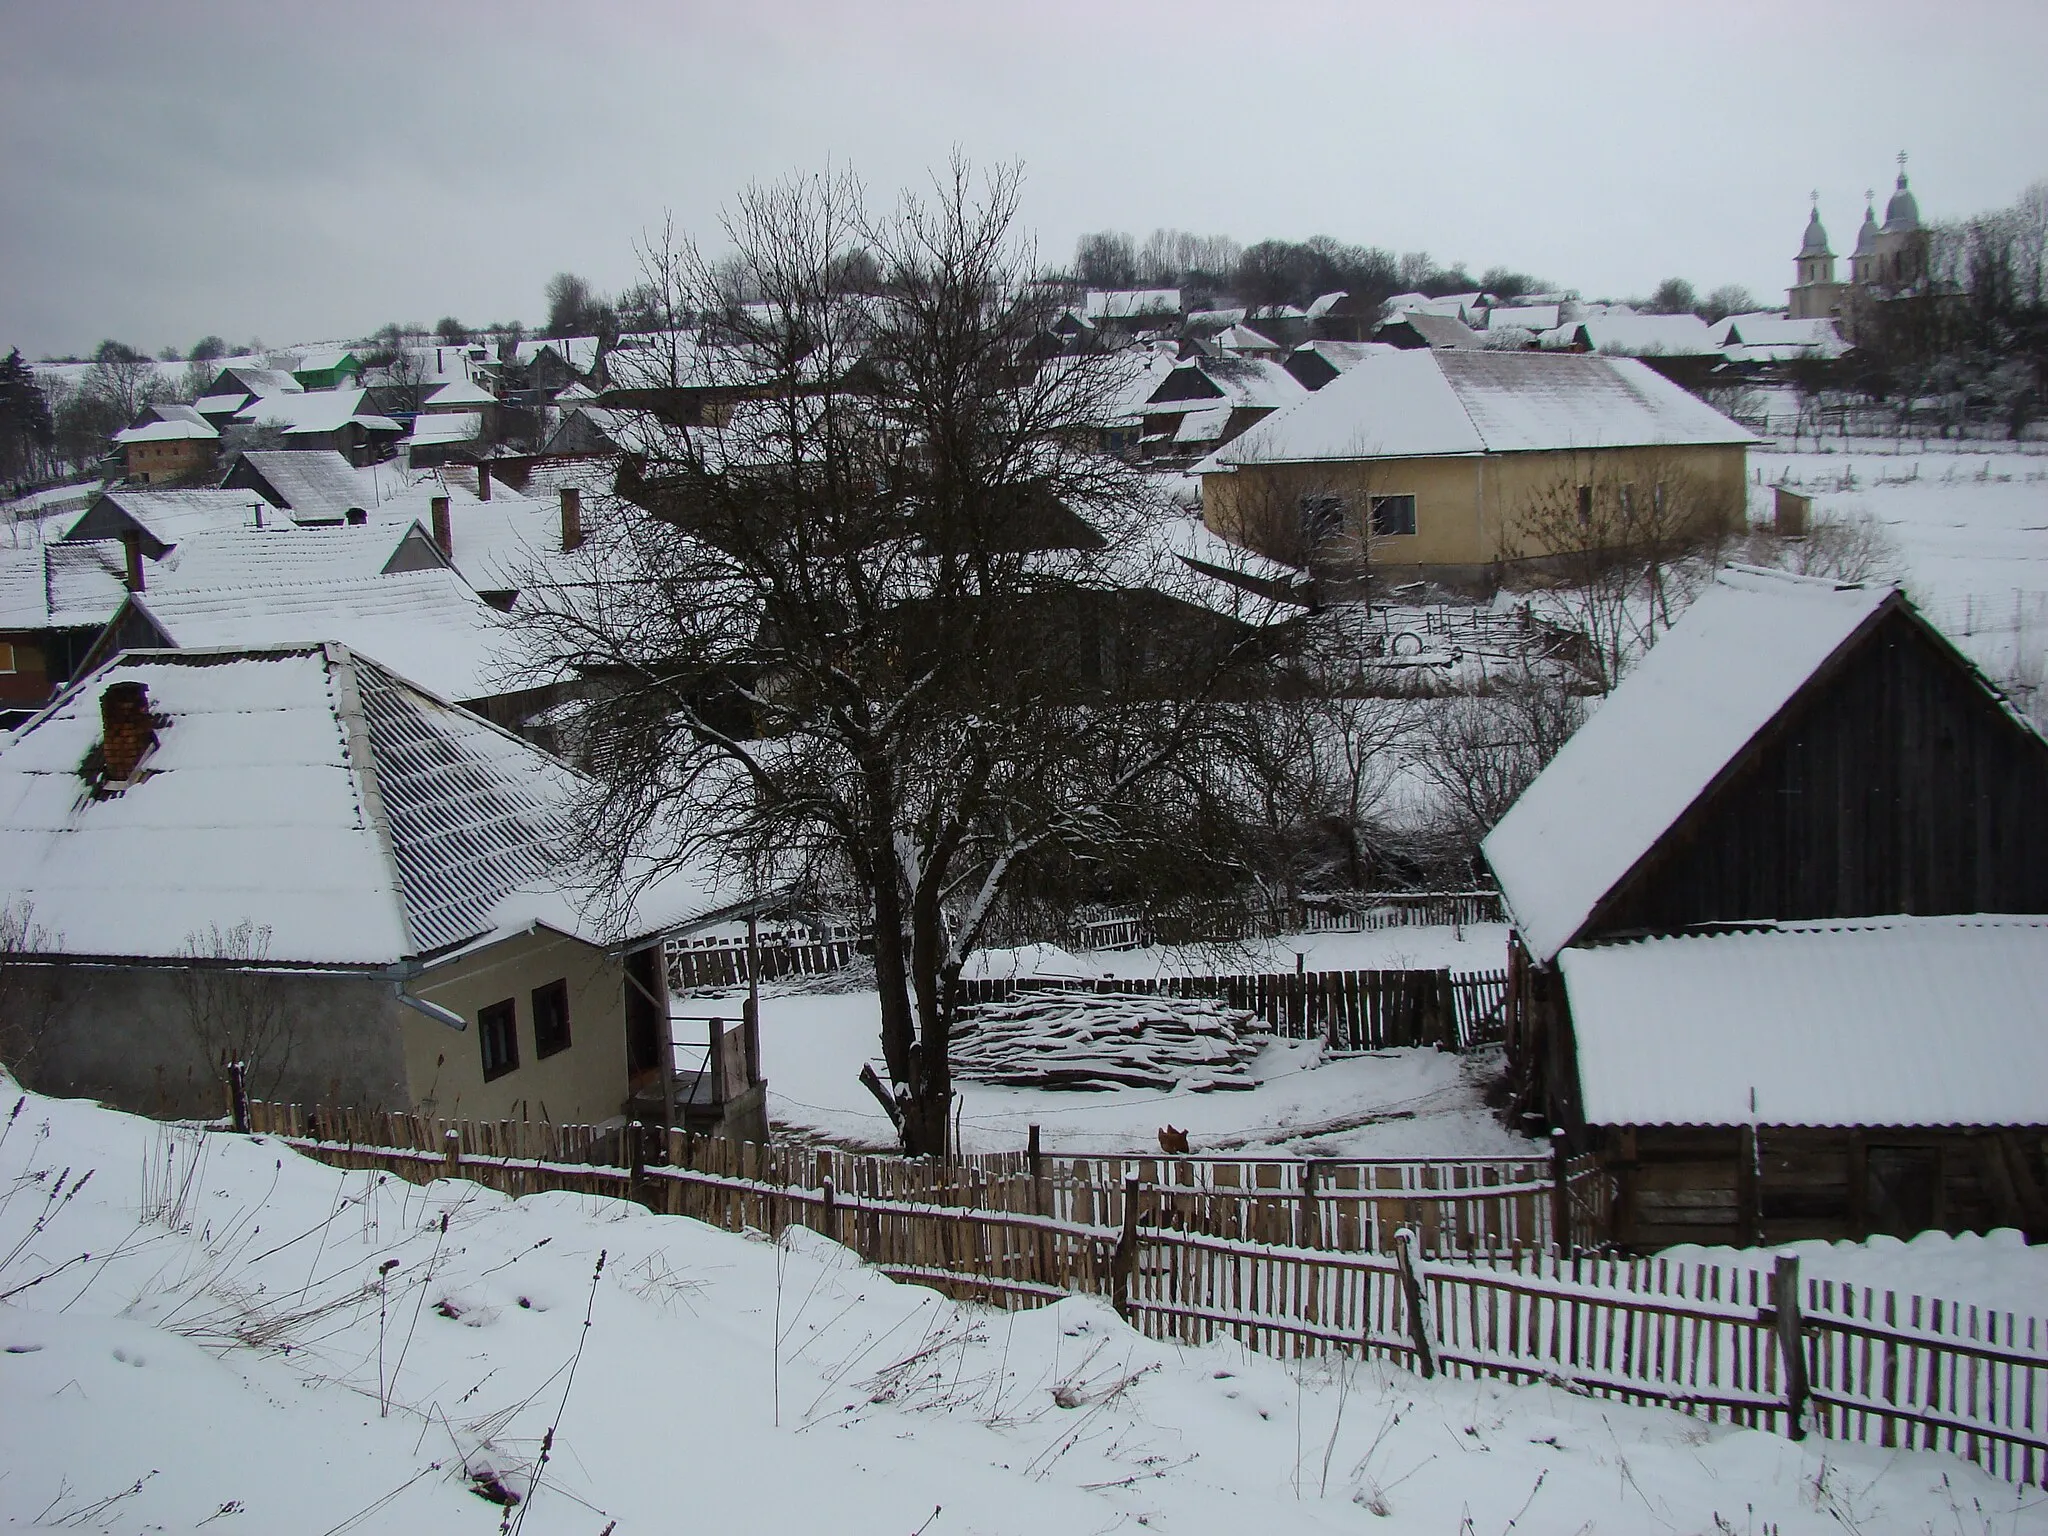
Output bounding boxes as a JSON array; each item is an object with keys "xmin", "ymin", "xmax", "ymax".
[
  {"xmin": 476, "ymin": 462, "xmax": 491, "ymax": 501},
  {"xmin": 121, "ymin": 530, "xmax": 145, "ymax": 592},
  {"xmin": 430, "ymin": 495, "xmax": 452, "ymax": 559},
  {"xmin": 560, "ymin": 486, "xmax": 583, "ymax": 552},
  {"xmin": 99, "ymin": 680, "xmax": 156, "ymax": 782}
]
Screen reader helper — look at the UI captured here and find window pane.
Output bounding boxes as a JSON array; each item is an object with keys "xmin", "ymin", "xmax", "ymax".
[
  {"xmin": 1369, "ymin": 494, "xmax": 1416, "ymax": 537},
  {"xmin": 480, "ymin": 998, "xmax": 519, "ymax": 1080},
  {"xmin": 533, "ymin": 979, "xmax": 571, "ymax": 1058}
]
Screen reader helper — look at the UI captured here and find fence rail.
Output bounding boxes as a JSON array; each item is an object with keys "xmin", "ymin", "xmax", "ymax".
[{"xmin": 238, "ymin": 1101, "xmax": 2046, "ymax": 1490}]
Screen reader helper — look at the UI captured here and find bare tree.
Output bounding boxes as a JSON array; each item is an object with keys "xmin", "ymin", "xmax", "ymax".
[
  {"xmin": 1414, "ymin": 663, "xmax": 1586, "ymax": 849},
  {"xmin": 517, "ymin": 162, "xmax": 1299, "ymax": 1155},
  {"xmin": 1506, "ymin": 451, "xmax": 1739, "ymax": 691},
  {"xmin": 176, "ymin": 922, "xmax": 295, "ymax": 1111}
]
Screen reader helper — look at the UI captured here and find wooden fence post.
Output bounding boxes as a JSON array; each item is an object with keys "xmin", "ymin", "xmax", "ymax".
[
  {"xmin": 443, "ymin": 1129, "xmax": 461, "ymax": 1180},
  {"xmin": 1550, "ymin": 1129, "xmax": 1570, "ymax": 1257},
  {"xmin": 822, "ymin": 1177, "xmax": 839, "ymax": 1247},
  {"xmin": 1773, "ymin": 1253, "xmax": 1810, "ymax": 1440},
  {"xmin": 627, "ymin": 1120, "xmax": 646, "ymax": 1207},
  {"xmin": 228, "ymin": 1060, "xmax": 249, "ymax": 1134},
  {"xmin": 1393, "ymin": 1226, "xmax": 1437, "ymax": 1377},
  {"xmin": 1111, "ymin": 1173, "xmax": 1141, "ymax": 1320}
]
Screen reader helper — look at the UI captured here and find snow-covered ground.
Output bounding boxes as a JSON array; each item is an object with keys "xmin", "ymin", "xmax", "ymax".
[
  {"xmin": 1750, "ymin": 445, "xmax": 2048, "ymax": 687},
  {"xmin": 5, "ymin": 1079, "xmax": 2044, "ymax": 1534},
  {"xmin": 723, "ymin": 983, "xmax": 1533, "ymax": 1160}
]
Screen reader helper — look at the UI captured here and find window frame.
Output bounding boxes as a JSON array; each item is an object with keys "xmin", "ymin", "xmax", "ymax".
[
  {"xmin": 1297, "ymin": 492, "xmax": 1347, "ymax": 549},
  {"xmin": 532, "ymin": 978, "xmax": 572, "ymax": 1059},
  {"xmin": 479, "ymin": 997, "xmax": 519, "ymax": 1080},
  {"xmin": 1368, "ymin": 493, "xmax": 1417, "ymax": 538}
]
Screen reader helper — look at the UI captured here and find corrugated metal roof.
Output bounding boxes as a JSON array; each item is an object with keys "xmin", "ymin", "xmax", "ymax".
[{"xmin": 1561, "ymin": 917, "xmax": 2048, "ymax": 1127}]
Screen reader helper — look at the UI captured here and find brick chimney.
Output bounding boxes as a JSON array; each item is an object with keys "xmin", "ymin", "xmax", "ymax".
[
  {"xmin": 121, "ymin": 530, "xmax": 145, "ymax": 592},
  {"xmin": 560, "ymin": 487, "xmax": 583, "ymax": 552},
  {"xmin": 99, "ymin": 680, "xmax": 156, "ymax": 782},
  {"xmin": 430, "ymin": 495, "xmax": 452, "ymax": 559},
  {"xmin": 476, "ymin": 462, "xmax": 491, "ymax": 501}
]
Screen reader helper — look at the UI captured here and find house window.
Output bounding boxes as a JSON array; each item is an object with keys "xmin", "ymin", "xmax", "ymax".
[
  {"xmin": 1298, "ymin": 493, "xmax": 1346, "ymax": 548},
  {"xmin": 479, "ymin": 998, "xmax": 519, "ymax": 1080},
  {"xmin": 532, "ymin": 979, "xmax": 571, "ymax": 1059},
  {"xmin": 1369, "ymin": 494, "xmax": 1417, "ymax": 538},
  {"xmin": 1576, "ymin": 484, "xmax": 1593, "ymax": 526},
  {"xmin": 0, "ymin": 641, "xmax": 14, "ymax": 674}
]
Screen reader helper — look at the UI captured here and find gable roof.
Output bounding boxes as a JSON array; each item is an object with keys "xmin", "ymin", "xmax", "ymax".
[
  {"xmin": 1541, "ymin": 314, "xmax": 1720, "ymax": 356},
  {"xmin": 1483, "ymin": 569, "xmax": 1903, "ymax": 964},
  {"xmin": 1203, "ymin": 349, "xmax": 1754, "ymax": 470},
  {"xmin": 65, "ymin": 489, "xmax": 278, "ymax": 553},
  {"xmin": 0, "ymin": 644, "xmax": 754, "ymax": 965},
  {"xmin": 1376, "ymin": 312, "xmax": 1482, "ymax": 349},
  {"xmin": 108, "ymin": 568, "xmax": 525, "ymax": 704},
  {"xmin": 146, "ymin": 520, "xmax": 446, "ymax": 592},
  {"xmin": 235, "ymin": 388, "xmax": 376, "ymax": 435},
  {"xmin": 225, "ymin": 450, "xmax": 387, "ymax": 522},
  {"xmin": 0, "ymin": 540, "xmax": 129, "ymax": 631},
  {"xmin": 1559, "ymin": 917, "xmax": 2048, "ymax": 1127}
]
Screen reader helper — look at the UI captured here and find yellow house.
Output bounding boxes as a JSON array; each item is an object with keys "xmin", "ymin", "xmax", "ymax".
[{"xmin": 1196, "ymin": 349, "xmax": 1754, "ymax": 587}]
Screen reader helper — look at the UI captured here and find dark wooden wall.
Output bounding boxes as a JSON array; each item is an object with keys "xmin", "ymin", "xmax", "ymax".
[
  {"xmin": 1605, "ymin": 1124, "xmax": 2048, "ymax": 1252},
  {"xmin": 1595, "ymin": 606, "xmax": 2048, "ymax": 934}
]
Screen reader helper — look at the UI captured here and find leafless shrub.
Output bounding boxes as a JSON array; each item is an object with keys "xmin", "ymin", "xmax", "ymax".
[
  {"xmin": 0, "ymin": 900, "xmax": 58, "ymax": 1076},
  {"xmin": 176, "ymin": 922, "xmax": 295, "ymax": 1107},
  {"xmin": 1743, "ymin": 505, "xmax": 1905, "ymax": 586}
]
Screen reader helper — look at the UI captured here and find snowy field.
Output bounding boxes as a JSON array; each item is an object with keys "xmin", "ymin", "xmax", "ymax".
[
  {"xmin": 5, "ymin": 1079, "xmax": 2044, "ymax": 1535},
  {"xmin": 1750, "ymin": 444, "xmax": 2048, "ymax": 687}
]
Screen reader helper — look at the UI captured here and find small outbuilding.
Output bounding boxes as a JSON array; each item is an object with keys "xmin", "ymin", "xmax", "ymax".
[{"xmin": 1484, "ymin": 567, "xmax": 2048, "ymax": 1249}]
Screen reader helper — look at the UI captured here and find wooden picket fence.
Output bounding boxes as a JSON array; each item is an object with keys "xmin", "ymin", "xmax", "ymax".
[
  {"xmin": 952, "ymin": 968, "xmax": 1510, "ymax": 1052},
  {"xmin": 239, "ymin": 1101, "xmax": 2045, "ymax": 1488},
  {"xmin": 667, "ymin": 927, "xmax": 862, "ymax": 990},
  {"xmin": 238, "ymin": 1101, "xmax": 2047, "ymax": 1488}
]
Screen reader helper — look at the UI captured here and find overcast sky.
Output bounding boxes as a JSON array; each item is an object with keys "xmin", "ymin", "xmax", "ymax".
[{"xmin": 3, "ymin": 0, "xmax": 2043, "ymax": 359}]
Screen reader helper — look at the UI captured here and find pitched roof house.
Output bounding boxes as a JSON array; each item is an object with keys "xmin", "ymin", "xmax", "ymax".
[
  {"xmin": 0, "ymin": 645, "xmax": 756, "ymax": 1125},
  {"xmin": 1196, "ymin": 349, "xmax": 1752, "ymax": 582},
  {"xmin": 1483, "ymin": 568, "xmax": 2048, "ymax": 1248}
]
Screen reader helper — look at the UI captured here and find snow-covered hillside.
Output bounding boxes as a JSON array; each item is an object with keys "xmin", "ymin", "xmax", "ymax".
[{"xmin": 3, "ymin": 1079, "xmax": 2041, "ymax": 1534}]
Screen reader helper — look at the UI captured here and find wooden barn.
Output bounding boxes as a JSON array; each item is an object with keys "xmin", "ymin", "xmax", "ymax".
[{"xmin": 1483, "ymin": 565, "xmax": 2048, "ymax": 1250}]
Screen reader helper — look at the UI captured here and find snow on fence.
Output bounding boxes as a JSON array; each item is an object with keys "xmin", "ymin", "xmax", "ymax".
[
  {"xmin": 239, "ymin": 1100, "xmax": 2047, "ymax": 1488},
  {"xmin": 1073, "ymin": 889, "xmax": 1506, "ymax": 949},
  {"xmin": 953, "ymin": 968, "xmax": 1510, "ymax": 1052}
]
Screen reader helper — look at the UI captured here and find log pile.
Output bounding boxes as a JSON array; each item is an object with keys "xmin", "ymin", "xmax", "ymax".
[{"xmin": 950, "ymin": 988, "xmax": 1261, "ymax": 1092}]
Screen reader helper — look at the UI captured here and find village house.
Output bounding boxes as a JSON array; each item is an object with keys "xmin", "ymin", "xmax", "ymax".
[
  {"xmin": 232, "ymin": 387, "xmax": 404, "ymax": 465},
  {"xmin": 1372, "ymin": 311, "xmax": 1483, "ymax": 350},
  {"xmin": 1196, "ymin": 348, "xmax": 1752, "ymax": 584},
  {"xmin": 0, "ymin": 540, "xmax": 129, "ymax": 721},
  {"xmin": 0, "ymin": 644, "xmax": 765, "ymax": 1131},
  {"xmin": 289, "ymin": 346, "xmax": 362, "ymax": 391},
  {"xmin": 218, "ymin": 448, "xmax": 390, "ymax": 523},
  {"xmin": 113, "ymin": 405, "xmax": 220, "ymax": 485},
  {"xmin": 1136, "ymin": 353, "xmax": 1305, "ymax": 461},
  {"xmin": 1484, "ymin": 567, "xmax": 2048, "ymax": 1250}
]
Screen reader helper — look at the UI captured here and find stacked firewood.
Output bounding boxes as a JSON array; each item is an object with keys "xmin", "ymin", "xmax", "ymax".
[{"xmin": 949, "ymin": 989, "xmax": 1261, "ymax": 1092}]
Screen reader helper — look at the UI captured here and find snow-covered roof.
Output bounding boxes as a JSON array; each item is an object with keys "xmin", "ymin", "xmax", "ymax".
[
  {"xmin": 194, "ymin": 391, "xmax": 253, "ymax": 415},
  {"xmin": 1304, "ymin": 292, "xmax": 1350, "ymax": 320},
  {"xmin": 146, "ymin": 520, "xmax": 443, "ymax": 593},
  {"xmin": 379, "ymin": 484, "xmax": 570, "ymax": 594},
  {"xmin": 1172, "ymin": 405, "xmax": 1234, "ymax": 445},
  {"xmin": 1084, "ymin": 289, "xmax": 1182, "ymax": 321},
  {"xmin": 421, "ymin": 377, "xmax": 497, "ymax": 409},
  {"xmin": 228, "ymin": 450, "xmax": 386, "ymax": 523},
  {"xmin": 1486, "ymin": 305, "xmax": 1560, "ymax": 332},
  {"xmin": 113, "ymin": 419, "xmax": 218, "ymax": 444},
  {"xmin": 0, "ymin": 541, "xmax": 129, "ymax": 631},
  {"xmin": 1376, "ymin": 312, "xmax": 1482, "ymax": 349},
  {"xmin": 120, "ymin": 568, "xmax": 525, "ymax": 704},
  {"xmin": 514, "ymin": 336, "xmax": 601, "ymax": 374},
  {"xmin": 0, "ymin": 644, "xmax": 731, "ymax": 965},
  {"xmin": 1560, "ymin": 917, "xmax": 2048, "ymax": 1127},
  {"xmin": 1212, "ymin": 324, "xmax": 1282, "ymax": 353},
  {"xmin": 67, "ymin": 489, "xmax": 278, "ymax": 548},
  {"xmin": 1484, "ymin": 569, "xmax": 1901, "ymax": 964},
  {"xmin": 409, "ymin": 411, "xmax": 483, "ymax": 447},
  {"xmin": 291, "ymin": 346, "xmax": 357, "ymax": 374},
  {"xmin": 1719, "ymin": 316, "xmax": 1848, "ymax": 360},
  {"xmin": 1542, "ymin": 315, "xmax": 1720, "ymax": 357},
  {"xmin": 1205, "ymin": 349, "xmax": 1754, "ymax": 471},
  {"xmin": 1145, "ymin": 356, "xmax": 1305, "ymax": 415},
  {"xmin": 236, "ymin": 388, "xmax": 374, "ymax": 435},
  {"xmin": 216, "ymin": 366, "xmax": 303, "ymax": 399}
]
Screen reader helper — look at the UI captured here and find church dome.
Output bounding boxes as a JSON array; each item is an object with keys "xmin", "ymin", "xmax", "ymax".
[
  {"xmin": 1799, "ymin": 205, "xmax": 1831, "ymax": 256},
  {"xmin": 1883, "ymin": 167, "xmax": 1920, "ymax": 233},
  {"xmin": 1853, "ymin": 198, "xmax": 1880, "ymax": 255}
]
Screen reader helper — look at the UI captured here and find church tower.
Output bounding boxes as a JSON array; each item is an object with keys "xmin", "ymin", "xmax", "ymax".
[{"xmin": 1788, "ymin": 193, "xmax": 1843, "ymax": 320}]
